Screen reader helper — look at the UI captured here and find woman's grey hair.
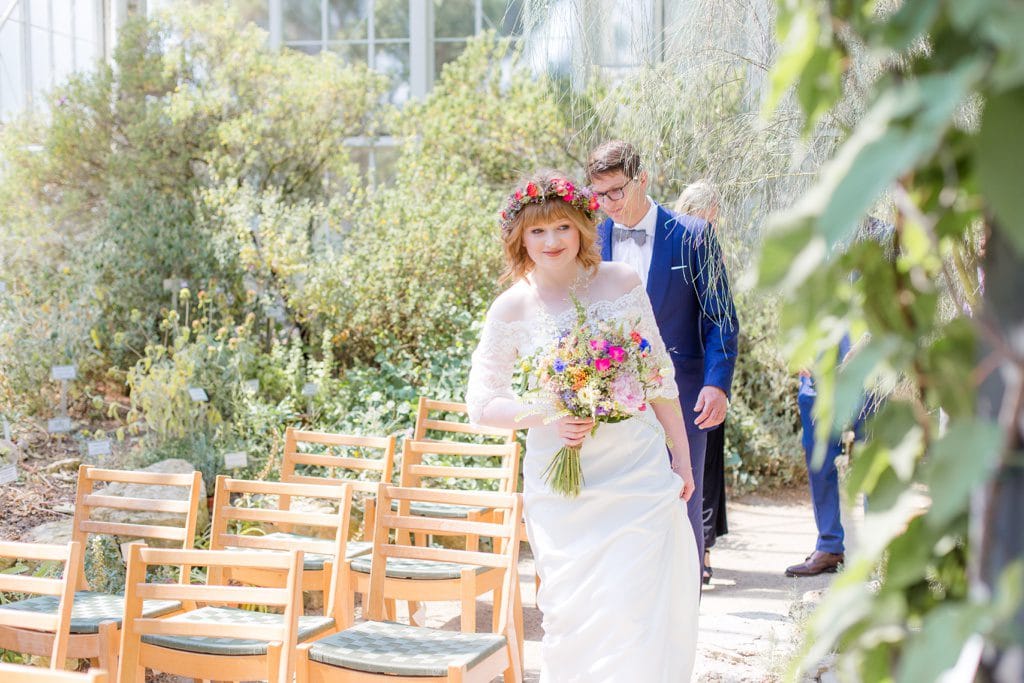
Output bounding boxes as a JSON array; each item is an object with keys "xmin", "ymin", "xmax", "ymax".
[{"xmin": 673, "ymin": 179, "xmax": 720, "ymax": 218}]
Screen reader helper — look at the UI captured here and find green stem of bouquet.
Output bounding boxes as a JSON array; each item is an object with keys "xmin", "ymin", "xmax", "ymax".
[{"xmin": 542, "ymin": 445, "xmax": 585, "ymax": 497}]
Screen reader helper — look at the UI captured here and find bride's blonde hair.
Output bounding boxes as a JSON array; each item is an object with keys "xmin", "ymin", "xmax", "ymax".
[{"xmin": 499, "ymin": 170, "xmax": 601, "ymax": 284}]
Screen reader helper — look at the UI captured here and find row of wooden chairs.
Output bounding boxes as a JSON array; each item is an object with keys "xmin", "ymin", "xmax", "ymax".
[{"xmin": 0, "ymin": 397, "xmax": 525, "ymax": 681}]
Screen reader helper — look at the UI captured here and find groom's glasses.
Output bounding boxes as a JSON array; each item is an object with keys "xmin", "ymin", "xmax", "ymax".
[{"xmin": 591, "ymin": 177, "xmax": 637, "ymax": 203}]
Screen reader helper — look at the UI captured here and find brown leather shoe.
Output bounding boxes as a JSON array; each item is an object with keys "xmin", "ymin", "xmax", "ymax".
[{"xmin": 785, "ymin": 551, "xmax": 844, "ymax": 577}]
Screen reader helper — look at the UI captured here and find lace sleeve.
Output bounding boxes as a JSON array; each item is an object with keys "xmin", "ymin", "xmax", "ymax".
[
  {"xmin": 465, "ymin": 315, "xmax": 521, "ymax": 425},
  {"xmin": 632, "ymin": 288, "xmax": 680, "ymax": 401}
]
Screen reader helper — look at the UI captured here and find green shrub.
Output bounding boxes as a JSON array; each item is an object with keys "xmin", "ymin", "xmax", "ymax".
[{"xmin": 724, "ymin": 289, "xmax": 806, "ymax": 491}]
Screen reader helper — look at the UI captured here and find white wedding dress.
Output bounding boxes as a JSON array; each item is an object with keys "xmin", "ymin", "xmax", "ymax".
[{"xmin": 466, "ymin": 285, "xmax": 699, "ymax": 683}]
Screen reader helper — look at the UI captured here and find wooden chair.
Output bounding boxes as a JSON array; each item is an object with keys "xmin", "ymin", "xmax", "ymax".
[
  {"xmin": 0, "ymin": 541, "xmax": 84, "ymax": 670},
  {"xmin": 398, "ymin": 439, "xmax": 520, "ymax": 551},
  {"xmin": 0, "ymin": 663, "xmax": 107, "ymax": 682},
  {"xmin": 297, "ymin": 484, "xmax": 523, "ymax": 683},
  {"xmin": 414, "ymin": 397, "xmax": 532, "ymax": 599},
  {"xmin": 413, "ymin": 397, "xmax": 516, "ymax": 444},
  {"xmin": 208, "ymin": 476, "xmax": 355, "ymax": 627},
  {"xmin": 0, "ymin": 466, "xmax": 203, "ymax": 679},
  {"xmin": 117, "ymin": 546, "xmax": 316, "ymax": 682},
  {"xmin": 281, "ymin": 428, "xmax": 397, "ymax": 545}
]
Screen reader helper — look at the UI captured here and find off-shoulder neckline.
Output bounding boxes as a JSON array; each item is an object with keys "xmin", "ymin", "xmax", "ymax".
[{"xmin": 487, "ymin": 283, "xmax": 647, "ymax": 331}]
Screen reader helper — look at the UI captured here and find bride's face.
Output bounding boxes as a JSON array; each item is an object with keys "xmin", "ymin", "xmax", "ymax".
[{"xmin": 522, "ymin": 219, "xmax": 580, "ymax": 271}]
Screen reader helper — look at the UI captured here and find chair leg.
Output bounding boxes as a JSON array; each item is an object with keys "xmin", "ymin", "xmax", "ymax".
[
  {"xmin": 447, "ymin": 663, "xmax": 465, "ymax": 682},
  {"xmin": 385, "ymin": 598, "xmax": 397, "ymax": 621},
  {"xmin": 461, "ymin": 572, "xmax": 478, "ymax": 633},
  {"xmin": 97, "ymin": 621, "xmax": 120, "ymax": 681}
]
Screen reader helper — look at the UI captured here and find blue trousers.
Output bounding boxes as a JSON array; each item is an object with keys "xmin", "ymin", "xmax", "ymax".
[{"xmin": 797, "ymin": 376, "xmax": 846, "ymax": 554}]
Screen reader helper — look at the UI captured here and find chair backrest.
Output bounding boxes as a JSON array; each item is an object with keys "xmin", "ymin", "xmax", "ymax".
[
  {"xmin": 208, "ymin": 476, "xmax": 352, "ymax": 624},
  {"xmin": 0, "ymin": 663, "xmax": 107, "ymax": 682},
  {"xmin": 0, "ymin": 541, "xmax": 84, "ymax": 666},
  {"xmin": 121, "ymin": 546, "xmax": 304, "ymax": 682},
  {"xmin": 400, "ymin": 439, "xmax": 520, "ymax": 496},
  {"xmin": 413, "ymin": 397, "xmax": 516, "ymax": 443},
  {"xmin": 281, "ymin": 428, "xmax": 396, "ymax": 497},
  {"xmin": 366, "ymin": 485, "xmax": 523, "ymax": 636},
  {"xmin": 70, "ymin": 466, "xmax": 203, "ymax": 589}
]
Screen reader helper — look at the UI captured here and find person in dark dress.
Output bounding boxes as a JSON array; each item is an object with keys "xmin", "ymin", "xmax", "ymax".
[{"xmin": 674, "ymin": 180, "xmax": 728, "ymax": 585}]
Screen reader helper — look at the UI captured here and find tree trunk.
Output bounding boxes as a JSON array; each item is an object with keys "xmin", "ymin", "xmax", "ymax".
[{"xmin": 973, "ymin": 223, "xmax": 1024, "ymax": 682}]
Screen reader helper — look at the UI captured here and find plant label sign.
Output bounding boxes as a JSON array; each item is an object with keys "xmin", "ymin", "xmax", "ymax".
[
  {"xmin": 188, "ymin": 387, "xmax": 209, "ymax": 402},
  {"xmin": 243, "ymin": 379, "xmax": 260, "ymax": 393},
  {"xmin": 163, "ymin": 278, "xmax": 188, "ymax": 292},
  {"xmin": 87, "ymin": 439, "xmax": 112, "ymax": 457},
  {"xmin": 224, "ymin": 451, "xmax": 248, "ymax": 469},
  {"xmin": 0, "ymin": 281, "xmax": 7, "ymax": 294},
  {"xmin": 301, "ymin": 382, "xmax": 318, "ymax": 397},
  {"xmin": 0, "ymin": 463, "xmax": 17, "ymax": 485},
  {"xmin": 48, "ymin": 417, "xmax": 73, "ymax": 433},
  {"xmin": 2, "ymin": 416, "xmax": 10, "ymax": 442},
  {"xmin": 51, "ymin": 365, "xmax": 78, "ymax": 381}
]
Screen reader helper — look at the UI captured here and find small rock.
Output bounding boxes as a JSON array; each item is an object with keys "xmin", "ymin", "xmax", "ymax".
[
  {"xmin": 46, "ymin": 457, "xmax": 82, "ymax": 473},
  {"xmin": 22, "ymin": 519, "xmax": 75, "ymax": 545}
]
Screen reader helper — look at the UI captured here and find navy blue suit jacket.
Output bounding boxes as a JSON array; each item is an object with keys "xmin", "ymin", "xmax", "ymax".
[{"xmin": 599, "ymin": 203, "xmax": 739, "ymax": 399}]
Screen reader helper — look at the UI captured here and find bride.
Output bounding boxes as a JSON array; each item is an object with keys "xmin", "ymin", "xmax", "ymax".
[{"xmin": 466, "ymin": 170, "xmax": 700, "ymax": 682}]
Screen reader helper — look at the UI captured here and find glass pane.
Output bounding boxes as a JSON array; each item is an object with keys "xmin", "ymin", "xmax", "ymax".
[
  {"xmin": 373, "ymin": 142, "xmax": 400, "ymax": 184},
  {"xmin": 329, "ymin": 41, "xmax": 370, "ymax": 66},
  {"xmin": 74, "ymin": 0, "xmax": 98, "ymax": 46},
  {"xmin": 483, "ymin": 0, "xmax": 524, "ymax": 36},
  {"xmin": 374, "ymin": 43, "xmax": 410, "ymax": 105},
  {"xmin": 27, "ymin": 3, "xmax": 52, "ymax": 30},
  {"xmin": 75, "ymin": 38, "xmax": 99, "ymax": 72},
  {"xmin": 435, "ymin": 0, "xmax": 474, "ymax": 38},
  {"xmin": 53, "ymin": 33, "xmax": 74, "ymax": 84},
  {"xmin": 434, "ymin": 40, "xmax": 466, "ymax": 79},
  {"xmin": 31, "ymin": 26, "xmax": 53, "ymax": 92},
  {"xmin": 236, "ymin": 0, "xmax": 271, "ymax": 31},
  {"xmin": 285, "ymin": 42, "xmax": 323, "ymax": 56},
  {"xmin": 349, "ymin": 145, "xmax": 371, "ymax": 179},
  {"xmin": 375, "ymin": 0, "xmax": 409, "ymax": 39},
  {"xmin": 53, "ymin": 0, "xmax": 74, "ymax": 36},
  {"xmin": 329, "ymin": 0, "xmax": 369, "ymax": 41},
  {"xmin": 0, "ymin": 18, "xmax": 25, "ymax": 118},
  {"xmin": 283, "ymin": 0, "xmax": 323, "ymax": 42}
]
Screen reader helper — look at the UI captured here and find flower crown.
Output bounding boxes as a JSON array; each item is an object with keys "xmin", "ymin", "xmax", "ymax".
[{"xmin": 499, "ymin": 177, "xmax": 601, "ymax": 232}]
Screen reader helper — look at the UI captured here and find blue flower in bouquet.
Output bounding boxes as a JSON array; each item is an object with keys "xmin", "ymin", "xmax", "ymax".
[{"xmin": 553, "ymin": 359, "xmax": 566, "ymax": 372}]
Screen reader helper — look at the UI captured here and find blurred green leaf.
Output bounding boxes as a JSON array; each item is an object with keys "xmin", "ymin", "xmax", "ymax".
[
  {"xmin": 976, "ymin": 87, "xmax": 1024, "ymax": 257},
  {"xmin": 924, "ymin": 419, "xmax": 1003, "ymax": 527}
]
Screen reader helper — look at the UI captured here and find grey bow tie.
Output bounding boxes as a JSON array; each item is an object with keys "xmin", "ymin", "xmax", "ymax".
[{"xmin": 613, "ymin": 227, "xmax": 648, "ymax": 247}]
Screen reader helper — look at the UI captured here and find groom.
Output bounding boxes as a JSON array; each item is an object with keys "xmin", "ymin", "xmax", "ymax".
[{"xmin": 587, "ymin": 141, "xmax": 739, "ymax": 572}]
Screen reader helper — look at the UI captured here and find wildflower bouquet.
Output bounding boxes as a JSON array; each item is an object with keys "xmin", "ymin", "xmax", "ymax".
[{"xmin": 522, "ymin": 298, "xmax": 670, "ymax": 497}]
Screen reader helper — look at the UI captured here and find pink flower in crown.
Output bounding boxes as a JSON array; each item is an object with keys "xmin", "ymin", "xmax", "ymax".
[
  {"xmin": 595, "ymin": 357, "xmax": 611, "ymax": 372},
  {"xmin": 565, "ymin": 190, "xmax": 576, "ymax": 202},
  {"xmin": 514, "ymin": 189, "xmax": 524, "ymax": 201},
  {"xmin": 608, "ymin": 346, "xmax": 625, "ymax": 363}
]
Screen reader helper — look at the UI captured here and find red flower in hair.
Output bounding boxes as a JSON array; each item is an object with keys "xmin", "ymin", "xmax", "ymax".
[
  {"xmin": 588, "ymin": 196, "xmax": 600, "ymax": 211},
  {"xmin": 526, "ymin": 183, "xmax": 539, "ymax": 198},
  {"xmin": 514, "ymin": 190, "xmax": 524, "ymax": 200}
]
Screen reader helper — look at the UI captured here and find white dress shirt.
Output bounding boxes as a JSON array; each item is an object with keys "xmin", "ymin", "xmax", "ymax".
[{"xmin": 610, "ymin": 197, "xmax": 658, "ymax": 287}]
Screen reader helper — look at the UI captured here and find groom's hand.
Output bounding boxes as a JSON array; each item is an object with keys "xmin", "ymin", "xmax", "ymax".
[{"xmin": 693, "ymin": 386, "xmax": 728, "ymax": 429}]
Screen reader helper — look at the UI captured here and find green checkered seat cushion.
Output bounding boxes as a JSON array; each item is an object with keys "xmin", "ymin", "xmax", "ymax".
[
  {"xmin": 0, "ymin": 591, "xmax": 179, "ymax": 634},
  {"xmin": 390, "ymin": 500, "xmax": 491, "ymax": 519},
  {"xmin": 349, "ymin": 556, "xmax": 489, "ymax": 580},
  {"xmin": 307, "ymin": 621, "xmax": 507, "ymax": 676},
  {"xmin": 140, "ymin": 607, "xmax": 334, "ymax": 656},
  {"xmin": 224, "ymin": 532, "xmax": 372, "ymax": 569}
]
